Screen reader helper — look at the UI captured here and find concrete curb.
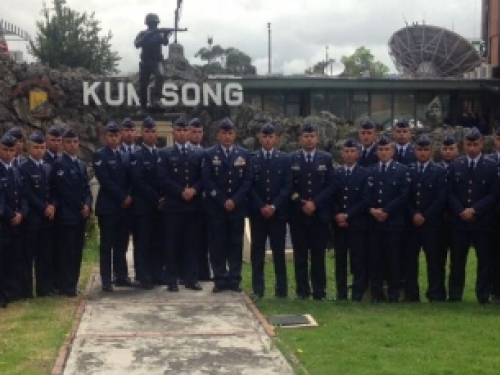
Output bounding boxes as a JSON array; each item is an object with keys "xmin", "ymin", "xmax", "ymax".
[
  {"xmin": 242, "ymin": 291, "xmax": 275, "ymax": 337},
  {"xmin": 51, "ymin": 270, "xmax": 98, "ymax": 375}
]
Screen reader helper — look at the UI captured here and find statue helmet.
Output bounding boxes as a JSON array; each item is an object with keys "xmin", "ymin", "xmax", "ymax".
[{"xmin": 145, "ymin": 13, "xmax": 160, "ymax": 25}]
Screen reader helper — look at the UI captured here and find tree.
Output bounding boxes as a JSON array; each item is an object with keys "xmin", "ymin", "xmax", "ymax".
[
  {"xmin": 28, "ymin": 0, "xmax": 120, "ymax": 75},
  {"xmin": 305, "ymin": 61, "xmax": 329, "ymax": 75},
  {"xmin": 341, "ymin": 46, "xmax": 389, "ymax": 78},
  {"xmin": 195, "ymin": 42, "xmax": 256, "ymax": 75}
]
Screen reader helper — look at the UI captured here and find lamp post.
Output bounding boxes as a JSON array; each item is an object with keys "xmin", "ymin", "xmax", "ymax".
[{"xmin": 268, "ymin": 22, "xmax": 272, "ymax": 74}]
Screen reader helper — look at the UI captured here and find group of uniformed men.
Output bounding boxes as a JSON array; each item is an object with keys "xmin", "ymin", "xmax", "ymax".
[{"xmin": 1, "ymin": 115, "xmax": 499, "ymax": 309}]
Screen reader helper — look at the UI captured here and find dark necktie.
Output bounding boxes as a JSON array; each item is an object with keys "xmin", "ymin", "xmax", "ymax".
[
  {"xmin": 7, "ymin": 167, "xmax": 14, "ymax": 183},
  {"xmin": 381, "ymin": 163, "xmax": 386, "ymax": 173},
  {"xmin": 398, "ymin": 148, "xmax": 404, "ymax": 161},
  {"xmin": 266, "ymin": 151, "xmax": 271, "ymax": 161},
  {"xmin": 39, "ymin": 163, "xmax": 46, "ymax": 177},
  {"xmin": 362, "ymin": 149, "xmax": 367, "ymax": 160},
  {"xmin": 181, "ymin": 145, "xmax": 186, "ymax": 155},
  {"xmin": 306, "ymin": 154, "xmax": 312, "ymax": 163},
  {"xmin": 224, "ymin": 148, "xmax": 230, "ymax": 158},
  {"xmin": 419, "ymin": 164, "xmax": 424, "ymax": 174},
  {"xmin": 469, "ymin": 160, "xmax": 474, "ymax": 174},
  {"xmin": 346, "ymin": 168, "xmax": 351, "ymax": 177}
]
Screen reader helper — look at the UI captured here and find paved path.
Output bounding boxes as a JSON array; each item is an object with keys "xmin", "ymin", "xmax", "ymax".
[{"xmin": 60, "ymin": 274, "xmax": 293, "ymax": 375}]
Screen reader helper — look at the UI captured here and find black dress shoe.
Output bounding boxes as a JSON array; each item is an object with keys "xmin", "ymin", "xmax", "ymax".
[
  {"xmin": 198, "ymin": 277, "xmax": 213, "ymax": 282},
  {"xmin": 185, "ymin": 282, "xmax": 203, "ymax": 291},
  {"xmin": 275, "ymin": 293, "xmax": 288, "ymax": 299},
  {"xmin": 0, "ymin": 299, "xmax": 7, "ymax": 308},
  {"xmin": 139, "ymin": 283, "xmax": 154, "ymax": 290},
  {"xmin": 178, "ymin": 279, "xmax": 185, "ymax": 285},
  {"xmin": 478, "ymin": 298, "xmax": 491, "ymax": 305},
  {"xmin": 252, "ymin": 292, "xmax": 264, "ymax": 300},
  {"xmin": 228, "ymin": 285, "xmax": 242, "ymax": 292},
  {"xmin": 447, "ymin": 297, "xmax": 462, "ymax": 303},
  {"xmin": 296, "ymin": 294, "xmax": 310, "ymax": 300},
  {"xmin": 115, "ymin": 278, "xmax": 135, "ymax": 287},
  {"xmin": 167, "ymin": 285, "xmax": 179, "ymax": 292},
  {"xmin": 102, "ymin": 284, "xmax": 114, "ymax": 292},
  {"xmin": 212, "ymin": 285, "xmax": 225, "ymax": 293}
]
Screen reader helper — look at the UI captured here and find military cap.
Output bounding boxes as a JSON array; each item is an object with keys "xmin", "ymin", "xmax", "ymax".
[
  {"xmin": 105, "ymin": 121, "xmax": 120, "ymax": 133},
  {"xmin": 343, "ymin": 138, "xmax": 358, "ymax": 148},
  {"xmin": 300, "ymin": 123, "xmax": 316, "ymax": 134},
  {"xmin": 377, "ymin": 135, "xmax": 392, "ymax": 146},
  {"xmin": 394, "ymin": 118, "xmax": 410, "ymax": 128},
  {"xmin": 0, "ymin": 134, "xmax": 16, "ymax": 147},
  {"xmin": 8, "ymin": 126, "xmax": 24, "ymax": 140},
  {"xmin": 188, "ymin": 118, "xmax": 202, "ymax": 128},
  {"xmin": 464, "ymin": 127, "xmax": 483, "ymax": 141},
  {"xmin": 442, "ymin": 135, "xmax": 456, "ymax": 146},
  {"xmin": 260, "ymin": 123, "xmax": 275, "ymax": 135},
  {"xmin": 415, "ymin": 134, "xmax": 432, "ymax": 147},
  {"xmin": 174, "ymin": 116, "xmax": 188, "ymax": 127},
  {"xmin": 495, "ymin": 127, "xmax": 500, "ymax": 136},
  {"xmin": 360, "ymin": 119, "xmax": 376, "ymax": 130},
  {"xmin": 121, "ymin": 118, "xmax": 135, "ymax": 129},
  {"xmin": 142, "ymin": 116, "xmax": 156, "ymax": 129},
  {"xmin": 62, "ymin": 129, "xmax": 78, "ymax": 138},
  {"xmin": 219, "ymin": 117, "xmax": 235, "ymax": 131},
  {"xmin": 47, "ymin": 125, "xmax": 63, "ymax": 137},
  {"xmin": 29, "ymin": 131, "xmax": 45, "ymax": 144}
]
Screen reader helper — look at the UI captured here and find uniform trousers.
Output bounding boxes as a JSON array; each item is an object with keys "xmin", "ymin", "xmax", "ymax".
[
  {"xmin": 165, "ymin": 211, "xmax": 201, "ymax": 286},
  {"xmin": 57, "ymin": 222, "xmax": 86, "ymax": 294},
  {"xmin": 249, "ymin": 216, "xmax": 288, "ymax": 296},
  {"xmin": 449, "ymin": 229, "xmax": 491, "ymax": 302},
  {"xmin": 289, "ymin": 214, "xmax": 328, "ymax": 299},
  {"xmin": 207, "ymin": 214, "xmax": 244, "ymax": 289},
  {"xmin": 333, "ymin": 229, "xmax": 366, "ymax": 301}
]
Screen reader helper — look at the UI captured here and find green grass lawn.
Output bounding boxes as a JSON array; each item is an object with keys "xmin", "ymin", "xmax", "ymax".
[
  {"xmin": 0, "ymin": 227, "xmax": 98, "ymax": 375},
  {"xmin": 242, "ymin": 251, "xmax": 500, "ymax": 375}
]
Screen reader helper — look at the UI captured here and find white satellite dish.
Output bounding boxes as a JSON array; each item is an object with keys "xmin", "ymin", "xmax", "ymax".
[{"xmin": 324, "ymin": 59, "xmax": 345, "ymax": 77}]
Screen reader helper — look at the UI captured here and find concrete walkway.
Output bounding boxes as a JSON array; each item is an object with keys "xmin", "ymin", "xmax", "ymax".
[{"xmin": 59, "ymin": 274, "xmax": 294, "ymax": 375}]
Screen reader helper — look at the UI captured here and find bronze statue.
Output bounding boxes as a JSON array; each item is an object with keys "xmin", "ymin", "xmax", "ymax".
[{"xmin": 134, "ymin": 12, "xmax": 187, "ymax": 112}]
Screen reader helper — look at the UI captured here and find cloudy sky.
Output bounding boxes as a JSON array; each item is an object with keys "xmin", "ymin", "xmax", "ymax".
[{"xmin": 3, "ymin": 0, "xmax": 481, "ymax": 75}]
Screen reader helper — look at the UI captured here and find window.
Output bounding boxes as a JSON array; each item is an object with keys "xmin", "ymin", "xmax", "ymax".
[
  {"xmin": 263, "ymin": 93, "xmax": 284, "ymax": 116},
  {"xmin": 370, "ymin": 94, "xmax": 392, "ymax": 128},
  {"xmin": 351, "ymin": 92, "xmax": 369, "ymax": 124},
  {"xmin": 394, "ymin": 94, "xmax": 415, "ymax": 128}
]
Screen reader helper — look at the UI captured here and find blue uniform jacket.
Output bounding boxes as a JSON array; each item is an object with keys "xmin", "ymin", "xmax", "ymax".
[
  {"xmin": 202, "ymin": 145, "xmax": 252, "ymax": 217},
  {"xmin": 249, "ymin": 150, "xmax": 292, "ymax": 219},
  {"xmin": 289, "ymin": 150, "xmax": 334, "ymax": 223},
  {"xmin": 0, "ymin": 164, "xmax": 28, "ymax": 225},
  {"xmin": 19, "ymin": 159, "xmax": 55, "ymax": 226},
  {"xmin": 407, "ymin": 162, "xmax": 447, "ymax": 227},
  {"xmin": 93, "ymin": 146, "xmax": 131, "ymax": 216},
  {"xmin": 158, "ymin": 145, "xmax": 204, "ymax": 213},
  {"xmin": 367, "ymin": 161, "xmax": 410, "ymax": 231},
  {"xmin": 130, "ymin": 145, "xmax": 162, "ymax": 216},
  {"xmin": 51, "ymin": 154, "xmax": 92, "ymax": 225},
  {"xmin": 447, "ymin": 155, "xmax": 499, "ymax": 231},
  {"xmin": 332, "ymin": 165, "xmax": 370, "ymax": 231}
]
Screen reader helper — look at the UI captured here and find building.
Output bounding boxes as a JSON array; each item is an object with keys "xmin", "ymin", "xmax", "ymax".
[
  {"xmin": 482, "ymin": 0, "xmax": 500, "ymax": 77},
  {"xmin": 215, "ymin": 76, "xmax": 500, "ymax": 130}
]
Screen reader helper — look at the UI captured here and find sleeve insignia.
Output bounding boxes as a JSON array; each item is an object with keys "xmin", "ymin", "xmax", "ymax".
[
  {"xmin": 210, "ymin": 189, "xmax": 217, "ymax": 197},
  {"xmin": 95, "ymin": 160, "xmax": 102, "ymax": 166},
  {"xmin": 57, "ymin": 170, "xmax": 64, "ymax": 176}
]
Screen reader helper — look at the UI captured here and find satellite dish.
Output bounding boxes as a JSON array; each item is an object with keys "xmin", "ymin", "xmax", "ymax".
[
  {"xmin": 388, "ymin": 24, "xmax": 481, "ymax": 78},
  {"xmin": 324, "ymin": 60, "xmax": 345, "ymax": 77}
]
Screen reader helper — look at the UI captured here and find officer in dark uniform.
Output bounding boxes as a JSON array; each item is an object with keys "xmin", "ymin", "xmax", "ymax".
[
  {"xmin": 289, "ymin": 123, "xmax": 334, "ymax": 300},
  {"xmin": 436, "ymin": 135, "xmax": 459, "ymax": 300},
  {"xmin": 0, "ymin": 134, "xmax": 28, "ymax": 302},
  {"xmin": 249, "ymin": 123, "xmax": 292, "ymax": 299},
  {"xmin": 366, "ymin": 136, "xmax": 410, "ymax": 302},
  {"xmin": 159, "ymin": 117, "xmax": 205, "ymax": 291},
  {"xmin": 44, "ymin": 125, "xmax": 63, "ymax": 165},
  {"xmin": 19, "ymin": 132, "xmax": 56, "ymax": 297},
  {"xmin": 188, "ymin": 117, "xmax": 211, "ymax": 281},
  {"xmin": 392, "ymin": 119, "xmax": 416, "ymax": 165},
  {"xmin": 134, "ymin": 13, "xmax": 169, "ymax": 112},
  {"xmin": 358, "ymin": 119, "xmax": 379, "ymax": 167},
  {"xmin": 405, "ymin": 135, "xmax": 447, "ymax": 302},
  {"xmin": 332, "ymin": 138, "xmax": 370, "ymax": 301},
  {"xmin": 447, "ymin": 127, "xmax": 499, "ymax": 304},
  {"xmin": 488, "ymin": 128, "xmax": 500, "ymax": 300},
  {"xmin": 93, "ymin": 122, "xmax": 134, "ymax": 292},
  {"xmin": 129, "ymin": 117, "xmax": 163, "ymax": 289},
  {"xmin": 52, "ymin": 130, "xmax": 92, "ymax": 297},
  {"xmin": 7, "ymin": 126, "xmax": 27, "ymax": 167},
  {"xmin": 202, "ymin": 117, "xmax": 252, "ymax": 293}
]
